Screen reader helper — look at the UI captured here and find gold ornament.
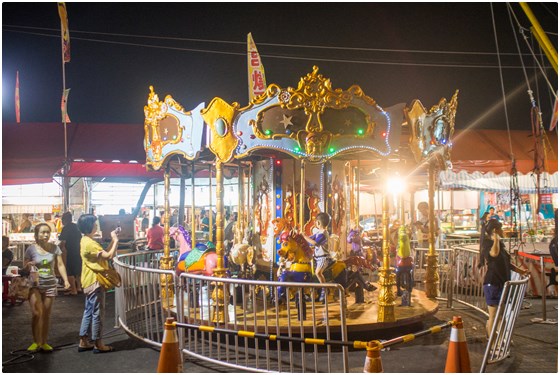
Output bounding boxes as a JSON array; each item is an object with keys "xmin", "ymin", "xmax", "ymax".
[
  {"xmin": 405, "ymin": 90, "xmax": 459, "ymax": 167},
  {"xmin": 201, "ymin": 97, "xmax": 240, "ymax": 163}
]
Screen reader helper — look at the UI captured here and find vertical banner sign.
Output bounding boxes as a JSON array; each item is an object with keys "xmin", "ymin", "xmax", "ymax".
[
  {"xmin": 15, "ymin": 71, "xmax": 20, "ymax": 124},
  {"xmin": 58, "ymin": 2, "xmax": 71, "ymax": 63},
  {"xmin": 247, "ymin": 32, "xmax": 266, "ymax": 102},
  {"xmin": 61, "ymin": 88, "xmax": 71, "ymax": 123}
]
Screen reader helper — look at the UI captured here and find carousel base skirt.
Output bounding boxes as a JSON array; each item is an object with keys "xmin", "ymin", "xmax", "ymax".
[{"xmin": 173, "ymin": 286, "xmax": 439, "ymax": 336}]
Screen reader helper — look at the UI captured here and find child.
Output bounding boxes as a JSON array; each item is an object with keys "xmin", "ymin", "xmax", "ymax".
[{"xmin": 302, "ymin": 212, "xmax": 332, "ymax": 302}]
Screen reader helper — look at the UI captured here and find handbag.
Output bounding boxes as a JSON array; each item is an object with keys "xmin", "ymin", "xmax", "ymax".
[
  {"xmin": 86, "ymin": 262, "xmax": 122, "ymax": 290},
  {"xmin": 95, "ymin": 267, "xmax": 122, "ymax": 289},
  {"xmin": 8, "ymin": 276, "xmax": 31, "ymax": 300}
]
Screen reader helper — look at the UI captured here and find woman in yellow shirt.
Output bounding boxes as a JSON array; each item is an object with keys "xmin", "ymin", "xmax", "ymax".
[{"xmin": 77, "ymin": 214, "xmax": 119, "ymax": 353}]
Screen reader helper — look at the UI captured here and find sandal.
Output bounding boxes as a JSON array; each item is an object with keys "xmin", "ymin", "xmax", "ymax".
[
  {"xmin": 93, "ymin": 345, "xmax": 114, "ymax": 354},
  {"xmin": 78, "ymin": 344, "xmax": 95, "ymax": 352}
]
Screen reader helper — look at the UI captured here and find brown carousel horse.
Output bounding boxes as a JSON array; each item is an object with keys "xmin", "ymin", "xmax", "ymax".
[{"xmin": 272, "ymin": 218, "xmax": 375, "ymax": 303}]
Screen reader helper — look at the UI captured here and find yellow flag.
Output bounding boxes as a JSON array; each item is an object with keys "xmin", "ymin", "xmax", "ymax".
[
  {"xmin": 58, "ymin": 2, "xmax": 71, "ymax": 63},
  {"xmin": 247, "ymin": 33, "xmax": 266, "ymax": 102}
]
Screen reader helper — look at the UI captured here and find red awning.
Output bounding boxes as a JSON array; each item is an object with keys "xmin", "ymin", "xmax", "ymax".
[
  {"xmin": 3, "ymin": 122, "xmax": 147, "ymax": 184},
  {"xmin": 67, "ymin": 162, "xmax": 165, "ymax": 178},
  {"xmin": 3, "ymin": 122, "xmax": 557, "ymax": 184},
  {"xmin": 449, "ymin": 129, "xmax": 557, "ymax": 174}
]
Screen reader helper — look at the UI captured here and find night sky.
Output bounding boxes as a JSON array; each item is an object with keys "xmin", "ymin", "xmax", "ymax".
[{"xmin": 2, "ymin": 2, "xmax": 558, "ymax": 131}]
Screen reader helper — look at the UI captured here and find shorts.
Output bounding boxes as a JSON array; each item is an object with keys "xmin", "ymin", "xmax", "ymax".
[
  {"xmin": 483, "ymin": 284, "xmax": 503, "ymax": 306},
  {"xmin": 315, "ymin": 256, "xmax": 331, "ymax": 273},
  {"xmin": 31, "ymin": 286, "xmax": 58, "ymax": 298}
]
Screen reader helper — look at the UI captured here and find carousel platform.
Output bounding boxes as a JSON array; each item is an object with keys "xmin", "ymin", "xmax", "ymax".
[{"xmin": 178, "ymin": 285, "xmax": 439, "ymax": 335}]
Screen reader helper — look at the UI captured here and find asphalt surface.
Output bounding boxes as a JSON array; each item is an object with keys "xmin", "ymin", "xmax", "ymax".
[{"xmin": 2, "ymin": 288, "xmax": 558, "ymax": 373}]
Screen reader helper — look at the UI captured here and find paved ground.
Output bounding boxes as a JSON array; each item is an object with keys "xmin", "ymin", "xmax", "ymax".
[{"xmin": 2, "ymin": 290, "xmax": 558, "ymax": 373}]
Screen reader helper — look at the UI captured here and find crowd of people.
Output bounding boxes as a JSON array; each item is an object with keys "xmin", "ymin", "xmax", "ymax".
[{"xmin": 5, "ymin": 202, "xmax": 556, "ymax": 353}]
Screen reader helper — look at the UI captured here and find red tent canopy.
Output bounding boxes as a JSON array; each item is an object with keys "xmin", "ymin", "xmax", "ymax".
[
  {"xmin": 3, "ymin": 122, "xmax": 557, "ymax": 185},
  {"xmin": 449, "ymin": 129, "xmax": 557, "ymax": 174},
  {"xmin": 2, "ymin": 122, "xmax": 148, "ymax": 184}
]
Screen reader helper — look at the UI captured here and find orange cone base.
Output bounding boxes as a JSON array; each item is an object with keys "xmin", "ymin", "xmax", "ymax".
[
  {"xmin": 157, "ymin": 342, "xmax": 183, "ymax": 373},
  {"xmin": 363, "ymin": 344, "xmax": 383, "ymax": 373},
  {"xmin": 445, "ymin": 316, "xmax": 471, "ymax": 373},
  {"xmin": 157, "ymin": 317, "xmax": 183, "ymax": 373}
]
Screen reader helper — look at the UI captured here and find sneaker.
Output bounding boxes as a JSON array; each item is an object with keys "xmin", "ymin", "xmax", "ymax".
[
  {"xmin": 27, "ymin": 343, "xmax": 40, "ymax": 352},
  {"xmin": 41, "ymin": 343, "xmax": 54, "ymax": 352}
]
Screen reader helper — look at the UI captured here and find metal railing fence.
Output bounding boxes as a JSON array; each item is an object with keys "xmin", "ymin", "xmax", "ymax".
[{"xmin": 114, "ymin": 251, "xmax": 349, "ymax": 372}]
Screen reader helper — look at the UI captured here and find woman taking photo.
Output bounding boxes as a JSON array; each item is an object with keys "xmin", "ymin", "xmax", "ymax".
[
  {"xmin": 77, "ymin": 214, "xmax": 119, "ymax": 353},
  {"xmin": 24, "ymin": 223, "xmax": 71, "ymax": 352}
]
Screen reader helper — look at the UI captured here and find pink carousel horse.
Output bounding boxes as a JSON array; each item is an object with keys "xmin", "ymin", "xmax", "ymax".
[{"xmin": 170, "ymin": 226, "xmax": 218, "ymax": 276}]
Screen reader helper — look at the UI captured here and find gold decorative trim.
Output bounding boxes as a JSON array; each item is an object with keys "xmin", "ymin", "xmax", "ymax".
[
  {"xmin": 201, "ymin": 97, "xmax": 240, "ymax": 163},
  {"xmin": 406, "ymin": 90, "xmax": 459, "ymax": 166},
  {"xmin": 143, "ymin": 86, "xmax": 187, "ymax": 170}
]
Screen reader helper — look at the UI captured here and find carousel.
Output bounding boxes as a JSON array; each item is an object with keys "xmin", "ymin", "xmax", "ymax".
[{"xmin": 142, "ymin": 66, "xmax": 459, "ymax": 332}]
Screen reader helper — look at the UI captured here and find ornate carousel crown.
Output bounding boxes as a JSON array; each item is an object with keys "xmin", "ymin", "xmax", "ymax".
[{"xmin": 405, "ymin": 90, "xmax": 459, "ymax": 168}]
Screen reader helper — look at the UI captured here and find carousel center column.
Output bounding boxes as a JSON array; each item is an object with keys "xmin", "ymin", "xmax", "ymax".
[
  {"xmin": 377, "ymin": 166, "xmax": 396, "ymax": 322},
  {"xmin": 160, "ymin": 165, "xmax": 175, "ymax": 308}
]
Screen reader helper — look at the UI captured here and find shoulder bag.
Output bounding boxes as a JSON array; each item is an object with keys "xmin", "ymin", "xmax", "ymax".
[{"xmin": 86, "ymin": 262, "xmax": 122, "ymax": 290}]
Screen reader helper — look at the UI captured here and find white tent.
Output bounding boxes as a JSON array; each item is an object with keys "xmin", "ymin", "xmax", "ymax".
[{"xmin": 438, "ymin": 170, "xmax": 558, "ymax": 194}]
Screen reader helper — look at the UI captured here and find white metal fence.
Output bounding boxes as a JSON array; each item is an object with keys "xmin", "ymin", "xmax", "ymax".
[
  {"xmin": 114, "ymin": 236, "xmax": 529, "ymax": 373},
  {"xmin": 114, "ymin": 250, "xmax": 350, "ymax": 372}
]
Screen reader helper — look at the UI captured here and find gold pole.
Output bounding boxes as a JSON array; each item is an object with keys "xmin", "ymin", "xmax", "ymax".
[
  {"xmin": 399, "ymin": 191, "xmax": 405, "ymax": 224},
  {"xmin": 356, "ymin": 160, "xmax": 360, "ymax": 228},
  {"xmin": 160, "ymin": 165, "xmax": 174, "ymax": 308},
  {"xmin": 349, "ymin": 166, "xmax": 355, "ymax": 226},
  {"xmin": 191, "ymin": 162, "xmax": 196, "ymax": 247},
  {"xmin": 353, "ymin": 166, "xmax": 358, "ymax": 227},
  {"xmin": 377, "ymin": 167, "xmax": 396, "ymax": 322},
  {"xmin": 214, "ymin": 161, "xmax": 225, "ymax": 274},
  {"xmin": 208, "ymin": 165, "xmax": 213, "ymax": 243},
  {"xmin": 425, "ymin": 162, "xmax": 440, "ymax": 298},
  {"xmin": 520, "ymin": 2, "xmax": 558, "ymax": 73},
  {"xmin": 293, "ymin": 159, "xmax": 297, "ymax": 228},
  {"xmin": 237, "ymin": 164, "xmax": 244, "ymax": 239},
  {"xmin": 212, "ymin": 160, "xmax": 227, "ymax": 323},
  {"xmin": 300, "ymin": 160, "xmax": 305, "ymax": 231}
]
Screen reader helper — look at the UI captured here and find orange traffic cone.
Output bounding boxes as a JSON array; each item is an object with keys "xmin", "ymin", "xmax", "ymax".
[
  {"xmin": 363, "ymin": 340, "xmax": 383, "ymax": 373},
  {"xmin": 444, "ymin": 316, "xmax": 471, "ymax": 373},
  {"xmin": 157, "ymin": 317, "xmax": 183, "ymax": 373}
]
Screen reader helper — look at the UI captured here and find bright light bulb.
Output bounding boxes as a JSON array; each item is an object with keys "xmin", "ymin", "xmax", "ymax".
[{"xmin": 386, "ymin": 175, "xmax": 405, "ymax": 195}]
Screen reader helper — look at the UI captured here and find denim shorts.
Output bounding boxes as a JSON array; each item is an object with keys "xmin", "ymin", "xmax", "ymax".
[{"xmin": 483, "ymin": 284, "xmax": 503, "ymax": 306}]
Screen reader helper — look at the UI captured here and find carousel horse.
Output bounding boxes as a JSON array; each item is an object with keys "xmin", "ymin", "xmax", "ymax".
[
  {"xmin": 170, "ymin": 226, "xmax": 218, "ymax": 277},
  {"xmin": 395, "ymin": 225, "xmax": 414, "ymax": 305},
  {"xmin": 228, "ymin": 226, "xmax": 255, "ymax": 279},
  {"xmin": 276, "ymin": 231, "xmax": 315, "ymax": 301},
  {"xmin": 273, "ymin": 218, "xmax": 373, "ymax": 303}
]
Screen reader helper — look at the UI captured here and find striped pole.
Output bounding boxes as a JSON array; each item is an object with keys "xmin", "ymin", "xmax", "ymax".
[{"xmin": 174, "ymin": 320, "xmax": 452, "ymax": 350}]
